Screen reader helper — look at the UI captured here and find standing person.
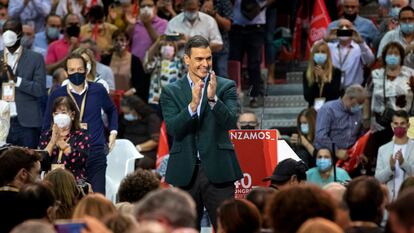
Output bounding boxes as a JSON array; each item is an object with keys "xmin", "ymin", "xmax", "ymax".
[
  {"xmin": 8, "ymin": 0, "xmax": 52, "ymax": 33},
  {"xmin": 2, "ymin": 20, "xmax": 47, "ymax": 148},
  {"xmin": 33, "ymin": 14, "xmax": 62, "ymax": 59},
  {"xmin": 159, "ymin": 35, "xmax": 242, "ymax": 230},
  {"xmin": 43, "ymin": 53, "xmax": 118, "ymax": 194},
  {"xmin": 375, "ymin": 110, "xmax": 414, "ymax": 200}
]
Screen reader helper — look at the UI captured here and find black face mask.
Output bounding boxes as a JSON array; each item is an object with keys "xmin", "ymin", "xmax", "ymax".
[
  {"xmin": 343, "ymin": 12, "xmax": 357, "ymax": 22},
  {"xmin": 240, "ymin": 125, "xmax": 256, "ymax": 130},
  {"xmin": 66, "ymin": 25, "xmax": 80, "ymax": 37}
]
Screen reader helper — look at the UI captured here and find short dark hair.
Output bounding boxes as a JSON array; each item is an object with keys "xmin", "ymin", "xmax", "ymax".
[
  {"xmin": 117, "ymin": 169, "xmax": 160, "ymax": 203},
  {"xmin": 399, "ymin": 6, "xmax": 414, "ymax": 19},
  {"xmin": 88, "ymin": 5, "xmax": 105, "ymax": 20},
  {"xmin": 344, "ymin": 176, "xmax": 384, "ymax": 223},
  {"xmin": 17, "ymin": 182, "xmax": 56, "ymax": 221},
  {"xmin": 267, "ymin": 184, "xmax": 336, "ymax": 233},
  {"xmin": 392, "ymin": 110, "xmax": 410, "ymax": 123},
  {"xmin": 112, "ymin": 29, "xmax": 130, "ymax": 41},
  {"xmin": 381, "ymin": 42, "xmax": 405, "ymax": 66},
  {"xmin": 184, "ymin": 35, "xmax": 209, "ymax": 56},
  {"xmin": 0, "ymin": 148, "xmax": 41, "ymax": 186},
  {"xmin": 51, "ymin": 96, "xmax": 81, "ymax": 131},
  {"xmin": 388, "ymin": 188, "xmax": 414, "ymax": 230},
  {"xmin": 65, "ymin": 52, "xmax": 87, "ymax": 71},
  {"xmin": 217, "ymin": 199, "xmax": 261, "ymax": 233},
  {"xmin": 46, "ymin": 13, "xmax": 61, "ymax": 24}
]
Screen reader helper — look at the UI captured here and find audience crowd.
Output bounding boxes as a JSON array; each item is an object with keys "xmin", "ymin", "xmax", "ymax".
[{"xmin": 3, "ymin": 0, "xmax": 414, "ymax": 233}]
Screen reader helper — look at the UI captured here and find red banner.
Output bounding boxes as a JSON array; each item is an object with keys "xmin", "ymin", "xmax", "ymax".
[
  {"xmin": 306, "ymin": 0, "xmax": 331, "ymax": 58},
  {"xmin": 229, "ymin": 130, "xmax": 278, "ymax": 199}
]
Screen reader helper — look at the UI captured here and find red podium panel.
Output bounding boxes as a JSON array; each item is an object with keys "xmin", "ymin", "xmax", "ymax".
[{"xmin": 229, "ymin": 130, "xmax": 278, "ymax": 199}]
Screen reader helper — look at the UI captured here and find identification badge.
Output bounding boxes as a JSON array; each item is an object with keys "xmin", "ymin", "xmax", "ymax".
[
  {"xmin": 51, "ymin": 163, "xmax": 65, "ymax": 171},
  {"xmin": 80, "ymin": 123, "xmax": 88, "ymax": 130},
  {"xmin": 314, "ymin": 97, "xmax": 326, "ymax": 111},
  {"xmin": 2, "ymin": 82, "xmax": 15, "ymax": 102}
]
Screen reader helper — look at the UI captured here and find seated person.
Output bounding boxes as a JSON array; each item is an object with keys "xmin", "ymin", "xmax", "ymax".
[
  {"xmin": 119, "ymin": 95, "xmax": 161, "ymax": 169},
  {"xmin": 306, "ymin": 148, "xmax": 351, "ymax": 187},
  {"xmin": 263, "ymin": 158, "xmax": 308, "ymax": 191},
  {"xmin": 39, "ymin": 96, "xmax": 90, "ymax": 181}
]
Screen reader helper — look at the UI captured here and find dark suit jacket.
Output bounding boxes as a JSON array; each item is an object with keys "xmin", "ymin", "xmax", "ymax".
[
  {"xmin": 1, "ymin": 48, "xmax": 46, "ymax": 128},
  {"xmin": 160, "ymin": 76, "xmax": 243, "ymax": 187}
]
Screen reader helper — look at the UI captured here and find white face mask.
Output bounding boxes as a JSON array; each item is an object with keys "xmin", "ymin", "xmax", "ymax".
[
  {"xmin": 53, "ymin": 113, "xmax": 71, "ymax": 129},
  {"xmin": 2, "ymin": 30, "xmax": 19, "ymax": 47},
  {"xmin": 140, "ymin": 6, "xmax": 154, "ymax": 17},
  {"xmin": 86, "ymin": 63, "xmax": 91, "ymax": 75}
]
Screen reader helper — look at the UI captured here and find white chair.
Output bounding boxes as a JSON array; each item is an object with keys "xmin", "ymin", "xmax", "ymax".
[{"xmin": 105, "ymin": 139, "xmax": 144, "ymax": 203}]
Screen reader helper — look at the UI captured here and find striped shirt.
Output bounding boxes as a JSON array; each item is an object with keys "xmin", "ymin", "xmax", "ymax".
[{"xmin": 314, "ymin": 99, "xmax": 363, "ymax": 150}]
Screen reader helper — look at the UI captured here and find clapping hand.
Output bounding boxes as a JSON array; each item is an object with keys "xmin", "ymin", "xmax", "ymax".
[{"xmin": 207, "ymin": 70, "xmax": 216, "ymax": 100}]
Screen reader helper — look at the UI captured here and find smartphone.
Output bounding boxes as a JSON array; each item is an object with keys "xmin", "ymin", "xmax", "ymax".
[
  {"xmin": 165, "ymin": 33, "xmax": 181, "ymax": 41},
  {"xmin": 336, "ymin": 29, "xmax": 353, "ymax": 37},
  {"xmin": 55, "ymin": 220, "xmax": 86, "ymax": 233}
]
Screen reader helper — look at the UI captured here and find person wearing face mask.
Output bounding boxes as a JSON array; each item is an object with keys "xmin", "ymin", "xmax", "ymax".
[
  {"xmin": 118, "ymin": 95, "xmax": 161, "ymax": 169},
  {"xmin": 314, "ymin": 85, "xmax": 367, "ymax": 161},
  {"xmin": 8, "ymin": 0, "xmax": 52, "ymax": 33},
  {"xmin": 1, "ymin": 20, "xmax": 47, "ymax": 149},
  {"xmin": 165, "ymin": 0, "xmax": 223, "ymax": 57},
  {"xmin": 375, "ymin": 110, "xmax": 414, "ymax": 200},
  {"xmin": 39, "ymin": 96, "xmax": 90, "ymax": 181},
  {"xmin": 326, "ymin": 0, "xmax": 379, "ymax": 46},
  {"xmin": 291, "ymin": 108, "xmax": 317, "ymax": 168},
  {"xmin": 324, "ymin": 19, "xmax": 375, "ymax": 91},
  {"xmin": 33, "ymin": 14, "xmax": 62, "ymax": 59},
  {"xmin": 21, "ymin": 24, "xmax": 35, "ymax": 50},
  {"xmin": 43, "ymin": 53, "xmax": 118, "ymax": 194},
  {"xmin": 303, "ymin": 41, "xmax": 342, "ymax": 109},
  {"xmin": 306, "ymin": 148, "xmax": 351, "ymax": 188},
  {"xmin": 376, "ymin": 0, "xmax": 409, "ymax": 50},
  {"xmin": 80, "ymin": 5, "xmax": 118, "ymax": 57},
  {"xmin": 46, "ymin": 13, "xmax": 81, "ymax": 75},
  {"xmin": 378, "ymin": 6, "xmax": 414, "ymax": 63},
  {"xmin": 129, "ymin": 0, "xmax": 168, "ymax": 62},
  {"xmin": 144, "ymin": 35, "xmax": 185, "ymax": 108},
  {"xmin": 236, "ymin": 112, "xmax": 259, "ymax": 130}
]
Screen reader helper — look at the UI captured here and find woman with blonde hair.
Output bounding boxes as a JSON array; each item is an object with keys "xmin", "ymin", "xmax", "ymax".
[
  {"xmin": 72, "ymin": 193, "xmax": 117, "ymax": 219},
  {"xmin": 303, "ymin": 41, "xmax": 342, "ymax": 110},
  {"xmin": 44, "ymin": 168, "xmax": 81, "ymax": 219}
]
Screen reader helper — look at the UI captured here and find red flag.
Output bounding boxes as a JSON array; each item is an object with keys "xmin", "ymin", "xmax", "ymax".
[
  {"xmin": 306, "ymin": 0, "xmax": 331, "ymax": 58},
  {"xmin": 156, "ymin": 121, "xmax": 169, "ymax": 169}
]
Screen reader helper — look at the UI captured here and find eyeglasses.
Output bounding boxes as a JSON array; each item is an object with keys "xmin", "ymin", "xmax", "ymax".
[{"xmin": 238, "ymin": 121, "xmax": 259, "ymax": 127}]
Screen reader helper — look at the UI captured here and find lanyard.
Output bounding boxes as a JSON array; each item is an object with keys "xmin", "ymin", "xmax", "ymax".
[
  {"xmin": 4, "ymin": 50, "xmax": 23, "ymax": 74},
  {"xmin": 338, "ymin": 45, "xmax": 352, "ymax": 70},
  {"xmin": 66, "ymin": 85, "xmax": 87, "ymax": 122}
]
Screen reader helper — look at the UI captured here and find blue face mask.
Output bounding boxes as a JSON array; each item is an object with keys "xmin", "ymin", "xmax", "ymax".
[
  {"xmin": 68, "ymin": 72, "xmax": 86, "ymax": 86},
  {"xmin": 313, "ymin": 53, "xmax": 327, "ymax": 65},
  {"xmin": 47, "ymin": 27, "xmax": 60, "ymax": 40},
  {"xmin": 390, "ymin": 7, "xmax": 401, "ymax": 19},
  {"xmin": 124, "ymin": 113, "xmax": 137, "ymax": 121},
  {"xmin": 400, "ymin": 23, "xmax": 414, "ymax": 34},
  {"xmin": 351, "ymin": 104, "xmax": 363, "ymax": 113},
  {"xmin": 300, "ymin": 123, "xmax": 309, "ymax": 134},
  {"xmin": 385, "ymin": 54, "xmax": 400, "ymax": 66},
  {"xmin": 316, "ymin": 158, "xmax": 332, "ymax": 171}
]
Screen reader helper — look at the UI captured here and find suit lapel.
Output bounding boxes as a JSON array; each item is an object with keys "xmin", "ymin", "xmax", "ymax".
[
  {"xmin": 15, "ymin": 48, "xmax": 27, "ymax": 76},
  {"xmin": 179, "ymin": 77, "xmax": 192, "ymax": 107}
]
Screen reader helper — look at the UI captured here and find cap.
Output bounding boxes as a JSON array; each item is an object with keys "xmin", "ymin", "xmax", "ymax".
[{"xmin": 263, "ymin": 158, "xmax": 304, "ymax": 182}]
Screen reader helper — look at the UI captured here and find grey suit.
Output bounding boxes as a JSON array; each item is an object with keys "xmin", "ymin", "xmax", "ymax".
[
  {"xmin": 1, "ymin": 48, "xmax": 46, "ymax": 128},
  {"xmin": 375, "ymin": 139, "xmax": 414, "ymax": 199},
  {"xmin": 3, "ymin": 48, "xmax": 46, "ymax": 148}
]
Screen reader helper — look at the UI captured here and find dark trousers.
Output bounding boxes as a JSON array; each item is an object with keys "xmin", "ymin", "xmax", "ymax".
[
  {"xmin": 180, "ymin": 164, "xmax": 235, "ymax": 230},
  {"xmin": 213, "ymin": 50, "xmax": 229, "ymax": 79},
  {"xmin": 86, "ymin": 145, "xmax": 108, "ymax": 194},
  {"xmin": 6, "ymin": 117, "xmax": 40, "ymax": 149},
  {"xmin": 229, "ymin": 24, "xmax": 265, "ymax": 97}
]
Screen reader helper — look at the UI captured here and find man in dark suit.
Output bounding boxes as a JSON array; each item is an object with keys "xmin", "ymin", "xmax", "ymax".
[
  {"xmin": 1, "ymin": 20, "xmax": 46, "ymax": 148},
  {"xmin": 160, "ymin": 35, "xmax": 243, "ymax": 229}
]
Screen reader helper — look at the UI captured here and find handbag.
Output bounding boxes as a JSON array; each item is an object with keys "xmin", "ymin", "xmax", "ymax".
[{"xmin": 375, "ymin": 72, "xmax": 394, "ymax": 127}]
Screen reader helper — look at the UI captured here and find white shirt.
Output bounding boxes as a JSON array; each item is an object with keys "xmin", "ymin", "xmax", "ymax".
[
  {"xmin": 4, "ymin": 47, "xmax": 24, "ymax": 117},
  {"xmin": 393, "ymin": 143, "xmax": 407, "ymax": 197},
  {"xmin": 166, "ymin": 11, "xmax": 223, "ymax": 56}
]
